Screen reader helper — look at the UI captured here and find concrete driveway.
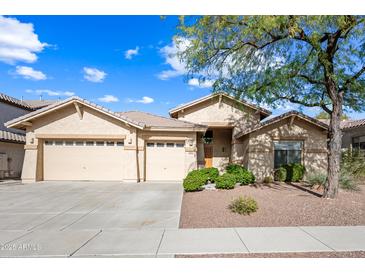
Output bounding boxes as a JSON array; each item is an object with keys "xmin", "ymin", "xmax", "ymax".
[{"xmin": 0, "ymin": 181, "xmax": 183, "ymax": 231}]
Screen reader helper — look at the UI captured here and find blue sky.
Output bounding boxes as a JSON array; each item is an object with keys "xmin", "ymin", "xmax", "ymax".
[{"xmin": 1, "ymin": 15, "xmax": 364, "ymax": 119}]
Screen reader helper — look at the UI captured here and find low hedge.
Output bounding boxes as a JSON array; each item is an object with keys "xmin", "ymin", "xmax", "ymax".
[
  {"xmin": 199, "ymin": 167, "xmax": 219, "ymax": 183},
  {"xmin": 274, "ymin": 167, "xmax": 287, "ymax": 182},
  {"xmin": 183, "ymin": 167, "xmax": 219, "ymax": 191},
  {"xmin": 215, "ymin": 173, "xmax": 237, "ymax": 189},
  {"xmin": 283, "ymin": 163, "xmax": 305, "ymax": 182},
  {"xmin": 226, "ymin": 164, "xmax": 255, "ymax": 185},
  {"xmin": 226, "ymin": 164, "xmax": 247, "ymax": 174}
]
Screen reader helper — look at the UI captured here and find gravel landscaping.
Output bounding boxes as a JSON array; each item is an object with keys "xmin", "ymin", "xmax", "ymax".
[
  {"xmin": 176, "ymin": 251, "xmax": 365, "ymax": 258},
  {"xmin": 179, "ymin": 183, "xmax": 365, "ymax": 228}
]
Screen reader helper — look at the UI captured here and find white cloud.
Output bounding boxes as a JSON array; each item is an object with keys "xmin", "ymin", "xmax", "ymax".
[
  {"xmin": 124, "ymin": 46, "xmax": 139, "ymax": 60},
  {"xmin": 157, "ymin": 38, "xmax": 190, "ymax": 80},
  {"xmin": 15, "ymin": 66, "xmax": 47, "ymax": 80},
  {"xmin": 127, "ymin": 96, "xmax": 154, "ymax": 104},
  {"xmin": 26, "ymin": 89, "xmax": 75, "ymax": 97},
  {"xmin": 98, "ymin": 95, "xmax": 119, "ymax": 103},
  {"xmin": 0, "ymin": 16, "xmax": 48, "ymax": 64},
  {"xmin": 188, "ymin": 78, "xmax": 215, "ymax": 88},
  {"xmin": 83, "ymin": 67, "xmax": 106, "ymax": 83}
]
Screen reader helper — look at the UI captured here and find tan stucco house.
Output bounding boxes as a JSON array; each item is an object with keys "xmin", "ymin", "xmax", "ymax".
[{"xmin": 6, "ymin": 92, "xmax": 329, "ymax": 183}]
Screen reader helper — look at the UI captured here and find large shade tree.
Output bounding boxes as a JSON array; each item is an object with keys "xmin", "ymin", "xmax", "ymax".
[{"xmin": 176, "ymin": 16, "xmax": 365, "ymax": 198}]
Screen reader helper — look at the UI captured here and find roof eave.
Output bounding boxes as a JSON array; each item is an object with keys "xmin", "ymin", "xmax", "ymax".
[
  {"xmin": 144, "ymin": 126, "xmax": 207, "ymax": 132},
  {"xmin": 168, "ymin": 92, "xmax": 272, "ymax": 117},
  {"xmin": 5, "ymin": 97, "xmax": 146, "ymax": 130},
  {"xmin": 235, "ymin": 112, "xmax": 328, "ymax": 139}
]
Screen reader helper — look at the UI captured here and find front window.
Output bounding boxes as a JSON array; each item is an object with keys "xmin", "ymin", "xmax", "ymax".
[
  {"xmin": 352, "ymin": 136, "xmax": 365, "ymax": 150},
  {"xmin": 274, "ymin": 141, "xmax": 303, "ymax": 168}
]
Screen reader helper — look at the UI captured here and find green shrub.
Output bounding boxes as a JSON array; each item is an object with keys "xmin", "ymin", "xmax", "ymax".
[
  {"xmin": 199, "ymin": 167, "xmax": 219, "ymax": 183},
  {"xmin": 183, "ymin": 172, "xmax": 206, "ymax": 192},
  {"xmin": 263, "ymin": 176, "xmax": 273, "ymax": 184},
  {"xmin": 274, "ymin": 167, "xmax": 287, "ymax": 182},
  {"xmin": 307, "ymin": 172, "xmax": 327, "ymax": 188},
  {"xmin": 228, "ymin": 196, "xmax": 258, "ymax": 215},
  {"xmin": 226, "ymin": 164, "xmax": 247, "ymax": 174},
  {"xmin": 283, "ymin": 163, "xmax": 305, "ymax": 182},
  {"xmin": 182, "ymin": 167, "xmax": 220, "ymax": 191},
  {"xmin": 236, "ymin": 169, "xmax": 256, "ymax": 185},
  {"xmin": 215, "ymin": 173, "xmax": 237, "ymax": 189},
  {"xmin": 340, "ymin": 171, "xmax": 359, "ymax": 191},
  {"xmin": 225, "ymin": 164, "xmax": 255, "ymax": 185}
]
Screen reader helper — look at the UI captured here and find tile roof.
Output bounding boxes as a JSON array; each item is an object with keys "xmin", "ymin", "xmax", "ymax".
[
  {"xmin": 0, "ymin": 130, "xmax": 25, "ymax": 143},
  {"xmin": 23, "ymin": 100, "xmax": 57, "ymax": 109},
  {"xmin": 0, "ymin": 93, "xmax": 35, "ymax": 110},
  {"xmin": 5, "ymin": 96, "xmax": 146, "ymax": 130},
  {"xmin": 317, "ymin": 118, "xmax": 365, "ymax": 130},
  {"xmin": 342, "ymin": 119, "xmax": 365, "ymax": 130},
  {"xmin": 118, "ymin": 111, "xmax": 207, "ymax": 130},
  {"xmin": 169, "ymin": 92, "xmax": 272, "ymax": 118},
  {"xmin": 235, "ymin": 111, "xmax": 328, "ymax": 138}
]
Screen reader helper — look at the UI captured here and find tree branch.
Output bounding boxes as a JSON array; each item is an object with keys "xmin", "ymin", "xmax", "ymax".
[
  {"xmin": 297, "ymin": 74, "xmax": 325, "ymax": 85},
  {"xmin": 340, "ymin": 65, "xmax": 365, "ymax": 91}
]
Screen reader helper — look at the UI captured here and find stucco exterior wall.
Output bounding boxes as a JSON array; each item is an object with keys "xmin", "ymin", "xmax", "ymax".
[
  {"xmin": 0, "ymin": 141, "xmax": 25, "ymax": 178},
  {"xmin": 246, "ymin": 118, "xmax": 328, "ymax": 181},
  {"xmin": 176, "ymin": 96, "xmax": 260, "ymax": 132},
  {"xmin": 212, "ymin": 128, "xmax": 232, "ymax": 171}
]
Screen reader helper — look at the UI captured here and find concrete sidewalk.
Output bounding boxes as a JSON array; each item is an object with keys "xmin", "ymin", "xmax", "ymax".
[{"xmin": 0, "ymin": 226, "xmax": 364, "ymax": 257}]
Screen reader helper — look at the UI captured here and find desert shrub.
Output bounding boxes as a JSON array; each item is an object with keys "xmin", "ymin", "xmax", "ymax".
[
  {"xmin": 228, "ymin": 196, "xmax": 258, "ymax": 215},
  {"xmin": 283, "ymin": 163, "xmax": 305, "ymax": 182},
  {"xmin": 340, "ymin": 171, "xmax": 359, "ymax": 191},
  {"xmin": 307, "ymin": 172, "xmax": 327, "ymax": 188},
  {"xmin": 274, "ymin": 167, "xmax": 287, "ymax": 182},
  {"xmin": 262, "ymin": 176, "xmax": 273, "ymax": 184},
  {"xmin": 215, "ymin": 173, "xmax": 237, "ymax": 189},
  {"xmin": 225, "ymin": 164, "xmax": 255, "ymax": 185},
  {"xmin": 341, "ymin": 149, "xmax": 365, "ymax": 182}
]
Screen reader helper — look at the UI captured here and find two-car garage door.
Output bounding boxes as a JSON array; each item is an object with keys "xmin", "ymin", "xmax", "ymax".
[{"xmin": 43, "ymin": 140, "xmax": 125, "ymax": 181}]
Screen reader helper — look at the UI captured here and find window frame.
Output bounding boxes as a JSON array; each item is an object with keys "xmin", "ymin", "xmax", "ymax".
[{"xmin": 273, "ymin": 140, "xmax": 303, "ymax": 169}]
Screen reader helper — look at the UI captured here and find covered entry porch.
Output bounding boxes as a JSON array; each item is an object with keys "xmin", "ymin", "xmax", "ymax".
[{"xmin": 196, "ymin": 126, "xmax": 235, "ymax": 171}]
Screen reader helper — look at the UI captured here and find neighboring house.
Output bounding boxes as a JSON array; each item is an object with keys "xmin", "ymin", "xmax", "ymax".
[
  {"xmin": 318, "ymin": 118, "xmax": 365, "ymax": 150},
  {"xmin": 0, "ymin": 93, "xmax": 55, "ymax": 179},
  {"xmin": 6, "ymin": 92, "xmax": 329, "ymax": 183},
  {"xmin": 342, "ymin": 119, "xmax": 365, "ymax": 150}
]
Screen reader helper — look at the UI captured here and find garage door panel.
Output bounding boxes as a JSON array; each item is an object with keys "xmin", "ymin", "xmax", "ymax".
[
  {"xmin": 146, "ymin": 142, "xmax": 185, "ymax": 181},
  {"xmin": 43, "ymin": 140, "xmax": 124, "ymax": 181}
]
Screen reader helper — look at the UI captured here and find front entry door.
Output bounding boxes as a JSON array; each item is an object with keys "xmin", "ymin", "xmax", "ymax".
[{"xmin": 204, "ymin": 145, "xmax": 213, "ymax": 168}]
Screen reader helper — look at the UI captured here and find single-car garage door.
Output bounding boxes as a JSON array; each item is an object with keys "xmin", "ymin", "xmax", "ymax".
[
  {"xmin": 146, "ymin": 141, "xmax": 185, "ymax": 181},
  {"xmin": 43, "ymin": 140, "xmax": 125, "ymax": 181}
]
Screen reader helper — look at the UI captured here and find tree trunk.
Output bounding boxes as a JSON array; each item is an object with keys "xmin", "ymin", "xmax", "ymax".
[{"xmin": 323, "ymin": 98, "xmax": 343, "ymax": 198}]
